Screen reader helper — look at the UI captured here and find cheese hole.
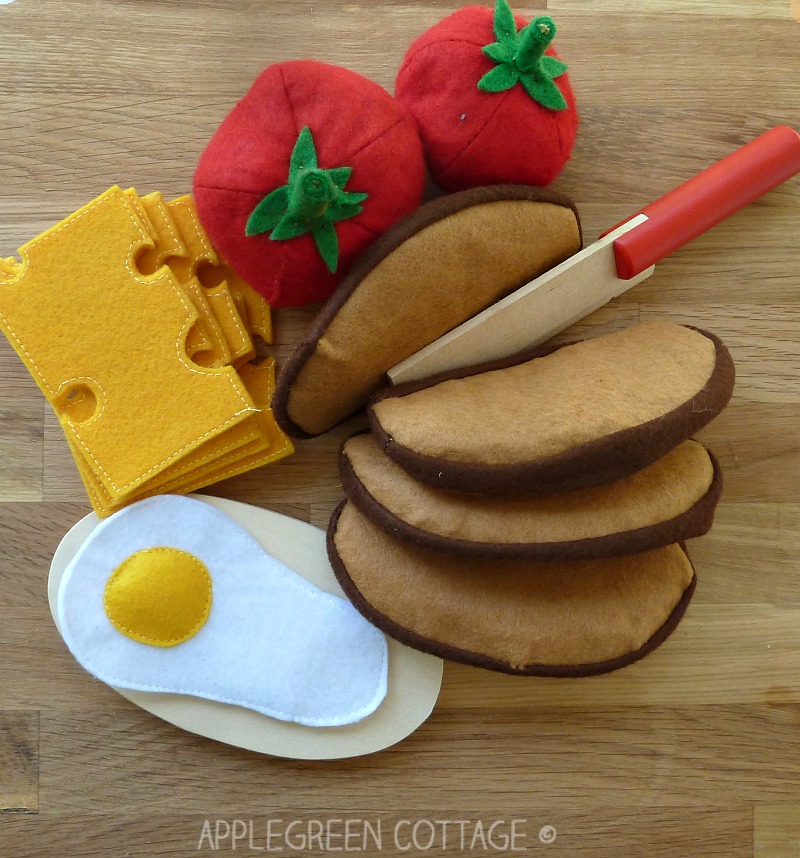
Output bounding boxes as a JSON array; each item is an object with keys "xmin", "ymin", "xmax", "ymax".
[{"xmin": 55, "ymin": 383, "xmax": 99, "ymax": 424}]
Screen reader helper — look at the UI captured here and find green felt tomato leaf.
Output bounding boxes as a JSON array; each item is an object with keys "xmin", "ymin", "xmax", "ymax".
[
  {"xmin": 271, "ymin": 214, "xmax": 311, "ymax": 241},
  {"xmin": 328, "ymin": 166, "xmax": 354, "ymax": 189},
  {"xmin": 478, "ymin": 63, "xmax": 520, "ymax": 93},
  {"xmin": 520, "ymin": 73, "xmax": 567, "ymax": 111},
  {"xmin": 310, "ymin": 217, "xmax": 340, "ymax": 272},
  {"xmin": 329, "ymin": 202, "xmax": 364, "ymax": 222},
  {"xmin": 289, "ymin": 126, "xmax": 318, "ymax": 178},
  {"xmin": 492, "ymin": 0, "xmax": 519, "ymax": 49},
  {"xmin": 482, "ymin": 41, "xmax": 515, "ymax": 65},
  {"xmin": 541, "ymin": 55, "xmax": 568, "ymax": 79},
  {"xmin": 337, "ymin": 190, "xmax": 368, "ymax": 206},
  {"xmin": 245, "ymin": 186, "xmax": 290, "ymax": 236}
]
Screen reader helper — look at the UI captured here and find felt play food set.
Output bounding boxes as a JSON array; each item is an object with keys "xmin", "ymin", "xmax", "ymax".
[
  {"xmin": 0, "ymin": 187, "xmax": 293, "ymax": 517},
  {"xmin": 49, "ymin": 496, "xmax": 444, "ymax": 760},
  {"xmin": 194, "ymin": 60, "xmax": 426, "ymax": 308},
  {"xmin": 273, "ymin": 185, "xmax": 582, "ymax": 438},
  {"xmin": 390, "ymin": 124, "xmax": 800, "ymax": 384},
  {"xmin": 13, "ymin": 0, "xmax": 798, "ymax": 757},
  {"xmin": 328, "ymin": 322, "xmax": 734, "ymax": 676},
  {"xmin": 395, "ymin": 1, "xmax": 578, "ymax": 191}
]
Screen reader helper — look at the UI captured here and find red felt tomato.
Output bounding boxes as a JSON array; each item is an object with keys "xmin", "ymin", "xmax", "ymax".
[
  {"xmin": 395, "ymin": 1, "xmax": 578, "ymax": 192},
  {"xmin": 194, "ymin": 60, "xmax": 425, "ymax": 307}
]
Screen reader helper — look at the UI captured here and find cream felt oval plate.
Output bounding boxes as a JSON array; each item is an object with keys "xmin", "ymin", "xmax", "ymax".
[{"xmin": 48, "ymin": 494, "xmax": 443, "ymax": 760}]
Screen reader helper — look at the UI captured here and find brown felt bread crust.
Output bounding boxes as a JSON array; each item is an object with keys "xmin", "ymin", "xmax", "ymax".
[
  {"xmin": 328, "ymin": 501, "xmax": 696, "ymax": 677},
  {"xmin": 273, "ymin": 185, "xmax": 582, "ymax": 438},
  {"xmin": 369, "ymin": 322, "xmax": 735, "ymax": 495},
  {"xmin": 340, "ymin": 433, "xmax": 723, "ymax": 560}
]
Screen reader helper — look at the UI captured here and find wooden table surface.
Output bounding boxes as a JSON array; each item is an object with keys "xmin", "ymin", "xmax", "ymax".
[{"xmin": 1, "ymin": 1, "xmax": 799, "ymax": 855}]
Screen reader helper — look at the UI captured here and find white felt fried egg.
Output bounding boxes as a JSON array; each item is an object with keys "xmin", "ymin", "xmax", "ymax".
[{"xmin": 56, "ymin": 495, "xmax": 388, "ymax": 727}]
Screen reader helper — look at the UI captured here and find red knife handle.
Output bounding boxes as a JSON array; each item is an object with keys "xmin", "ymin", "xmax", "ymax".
[{"xmin": 612, "ymin": 125, "xmax": 800, "ymax": 280}]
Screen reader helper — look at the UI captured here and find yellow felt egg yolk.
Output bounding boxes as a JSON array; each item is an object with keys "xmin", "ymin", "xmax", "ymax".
[{"xmin": 103, "ymin": 547, "xmax": 212, "ymax": 647}]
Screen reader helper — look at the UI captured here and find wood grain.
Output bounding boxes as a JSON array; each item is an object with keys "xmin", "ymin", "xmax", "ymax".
[
  {"xmin": 0, "ymin": 711, "xmax": 38, "ymax": 813},
  {"xmin": 755, "ymin": 806, "xmax": 800, "ymax": 857},
  {"xmin": 550, "ymin": 0, "xmax": 791, "ymax": 17},
  {"xmin": 0, "ymin": 0, "xmax": 799, "ymax": 854}
]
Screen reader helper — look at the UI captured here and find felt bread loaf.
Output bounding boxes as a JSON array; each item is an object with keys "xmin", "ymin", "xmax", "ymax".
[
  {"xmin": 273, "ymin": 185, "xmax": 582, "ymax": 438},
  {"xmin": 340, "ymin": 434, "xmax": 722, "ymax": 560},
  {"xmin": 369, "ymin": 321, "xmax": 735, "ymax": 495},
  {"xmin": 328, "ymin": 502, "xmax": 696, "ymax": 676}
]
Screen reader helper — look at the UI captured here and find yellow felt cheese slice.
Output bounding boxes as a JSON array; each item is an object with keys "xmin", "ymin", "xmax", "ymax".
[
  {"xmin": 208, "ymin": 286, "xmax": 255, "ymax": 368},
  {"xmin": 229, "ymin": 272, "xmax": 273, "ymax": 344},
  {"xmin": 130, "ymin": 361, "xmax": 292, "ymax": 501},
  {"xmin": 183, "ymin": 282, "xmax": 230, "ymax": 365},
  {"xmin": 69, "ymin": 418, "xmax": 266, "ymax": 516},
  {"xmin": 167, "ymin": 196, "xmax": 255, "ymax": 366},
  {"xmin": 137, "ymin": 191, "xmax": 187, "ymax": 268},
  {"xmin": 137, "ymin": 191, "xmax": 212, "ymax": 358},
  {"xmin": 123, "ymin": 188, "xmax": 213, "ymax": 359},
  {"xmin": 69, "ymin": 429, "xmax": 265, "ymax": 517},
  {"xmin": 0, "ymin": 186, "xmax": 257, "ymax": 499},
  {"xmin": 237, "ymin": 358, "xmax": 294, "ymax": 454},
  {"xmin": 210, "ymin": 257, "xmax": 273, "ymax": 345},
  {"xmin": 121, "ymin": 419, "xmax": 261, "ymax": 494},
  {"xmin": 124, "ymin": 188, "xmax": 228, "ymax": 365},
  {"xmin": 69, "ymin": 403, "xmax": 271, "ymax": 505},
  {"xmin": 70, "ymin": 360, "xmax": 293, "ymax": 517}
]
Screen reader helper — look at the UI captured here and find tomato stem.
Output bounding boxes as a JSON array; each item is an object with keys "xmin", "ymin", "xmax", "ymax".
[
  {"xmin": 288, "ymin": 169, "xmax": 338, "ymax": 222},
  {"xmin": 516, "ymin": 17, "xmax": 556, "ymax": 75},
  {"xmin": 478, "ymin": 2, "xmax": 569, "ymax": 111}
]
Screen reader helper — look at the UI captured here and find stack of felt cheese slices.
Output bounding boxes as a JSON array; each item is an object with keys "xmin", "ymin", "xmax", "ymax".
[{"xmin": 327, "ymin": 320, "xmax": 735, "ymax": 677}]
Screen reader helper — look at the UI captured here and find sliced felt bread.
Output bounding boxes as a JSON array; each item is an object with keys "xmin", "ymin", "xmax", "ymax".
[
  {"xmin": 328, "ymin": 501, "xmax": 696, "ymax": 677},
  {"xmin": 340, "ymin": 434, "xmax": 722, "ymax": 560},
  {"xmin": 369, "ymin": 321, "xmax": 735, "ymax": 494},
  {"xmin": 273, "ymin": 185, "xmax": 582, "ymax": 438}
]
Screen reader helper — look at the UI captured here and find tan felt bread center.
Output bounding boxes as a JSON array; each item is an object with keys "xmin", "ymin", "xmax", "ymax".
[
  {"xmin": 332, "ymin": 503, "xmax": 694, "ymax": 670},
  {"xmin": 343, "ymin": 435, "xmax": 715, "ymax": 545},
  {"xmin": 287, "ymin": 199, "xmax": 580, "ymax": 435},
  {"xmin": 372, "ymin": 321, "xmax": 718, "ymax": 465}
]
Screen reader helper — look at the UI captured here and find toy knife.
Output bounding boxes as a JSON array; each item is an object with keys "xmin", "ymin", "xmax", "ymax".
[{"xmin": 388, "ymin": 125, "xmax": 800, "ymax": 384}]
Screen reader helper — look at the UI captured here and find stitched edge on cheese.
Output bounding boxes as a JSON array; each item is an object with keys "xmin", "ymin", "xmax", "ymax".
[
  {"xmin": 273, "ymin": 184, "xmax": 582, "ymax": 439},
  {"xmin": 340, "ymin": 434, "xmax": 723, "ymax": 560},
  {"xmin": 327, "ymin": 501, "xmax": 697, "ymax": 678},
  {"xmin": 369, "ymin": 326, "xmax": 735, "ymax": 495}
]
